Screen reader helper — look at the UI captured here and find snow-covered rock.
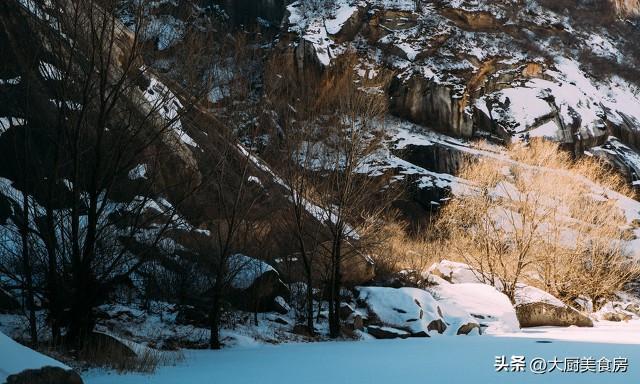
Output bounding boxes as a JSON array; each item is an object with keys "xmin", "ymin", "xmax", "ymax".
[
  {"xmin": 0, "ymin": 331, "xmax": 78, "ymax": 383},
  {"xmin": 356, "ymin": 286, "xmax": 480, "ymax": 337},
  {"xmin": 514, "ymin": 284, "xmax": 565, "ymax": 307},
  {"xmin": 227, "ymin": 254, "xmax": 290, "ymax": 313},
  {"xmin": 514, "ymin": 285, "xmax": 593, "ymax": 328},
  {"xmin": 428, "ymin": 281, "xmax": 520, "ymax": 334},
  {"xmin": 428, "ymin": 260, "xmax": 482, "ymax": 284}
]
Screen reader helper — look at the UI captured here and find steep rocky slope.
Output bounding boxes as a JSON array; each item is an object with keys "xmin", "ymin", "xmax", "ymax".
[
  {"xmin": 3, "ymin": 0, "xmax": 640, "ymax": 370},
  {"xmin": 283, "ymin": 0, "xmax": 640, "ymax": 183}
]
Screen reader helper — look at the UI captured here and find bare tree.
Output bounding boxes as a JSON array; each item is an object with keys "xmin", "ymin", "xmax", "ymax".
[
  {"xmin": 437, "ymin": 140, "xmax": 640, "ymax": 306},
  {"xmin": 1, "ymin": 0, "xmax": 217, "ymax": 348}
]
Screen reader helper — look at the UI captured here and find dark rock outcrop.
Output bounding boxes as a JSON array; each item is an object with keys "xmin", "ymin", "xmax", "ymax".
[
  {"xmin": 389, "ymin": 75, "xmax": 474, "ymax": 138},
  {"xmin": 5, "ymin": 366, "xmax": 83, "ymax": 384},
  {"xmin": 366, "ymin": 325, "xmax": 410, "ymax": 339},
  {"xmin": 227, "ymin": 255, "xmax": 290, "ymax": 313}
]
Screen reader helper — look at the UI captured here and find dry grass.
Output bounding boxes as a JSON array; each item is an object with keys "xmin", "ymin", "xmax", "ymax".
[
  {"xmin": 77, "ymin": 335, "xmax": 184, "ymax": 374},
  {"xmin": 434, "ymin": 140, "xmax": 640, "ymax": 307},
  {"xmin": 509, "ymin": 140, "xmax": 633, "ymax": 198},
  {"xmin": 369, "ymin": 221, "xmax": 441, "ymax": 286}
]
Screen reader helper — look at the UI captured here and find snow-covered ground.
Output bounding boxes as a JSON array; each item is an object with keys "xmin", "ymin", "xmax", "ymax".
[
  {"xmin": 84, "ymin": 321, "xmax": 640, "ymax": 384},
  {"xmin": 0, "ymin": 331, "xmax": 69, "ymax": 381}
]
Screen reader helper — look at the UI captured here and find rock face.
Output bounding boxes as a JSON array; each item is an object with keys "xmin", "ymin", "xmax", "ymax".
[
  {"xmin": 218, "ymin": 0, "xmax": 287, "ymax": 27},
  {"xmin": 516, "ymin": 303, "xmax": 593, "ymax": 327},
  {"xmin": 5, "ymin": 367, "xmax": 83, "ymax": 384},
  {"xmin": 389, "ymin": 76, "xmax": 474, "ymax": 138},
  {"xmin": 612, "ymin": 0, "xmax": 640, "ymax": 16},
  {"xmin": 283, "ymin": 0, "xmax": 640, "ymax": 176}
]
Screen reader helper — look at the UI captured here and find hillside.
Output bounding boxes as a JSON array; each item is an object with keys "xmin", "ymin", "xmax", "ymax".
[{"xmin": 2, "ymin": 1, "xmax": 640, "ymax": 383}]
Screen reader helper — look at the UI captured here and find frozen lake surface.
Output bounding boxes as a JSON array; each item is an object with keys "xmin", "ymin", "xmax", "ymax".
[{"xmin": 84, "ymin": 320, "xmax": 640, "ymax": 384}]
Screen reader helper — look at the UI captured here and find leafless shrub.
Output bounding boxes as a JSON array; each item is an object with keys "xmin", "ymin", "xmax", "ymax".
[{"xmin": 436, "ymin": 140, "xmax": 640, "ymax": 307}]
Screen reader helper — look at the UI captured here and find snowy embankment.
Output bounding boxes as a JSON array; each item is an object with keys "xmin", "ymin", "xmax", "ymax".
[
  {"xmin": 84, "ymin": 321, "xmax": 640, "ymax": 384},
  {"xmin": 0, "ymin": 331, "xmax": 68, "ymax": 381}
]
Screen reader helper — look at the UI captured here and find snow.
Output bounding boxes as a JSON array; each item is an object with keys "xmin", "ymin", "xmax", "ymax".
[
  {"xmin": 228, "ymin": 254, "xmax": 276, "ymax": 290},
  {"xmin": 0, "ymin": 331, "xmax": 69, "ymax": 381},
  {"xmin": 141, "ymin": 75, "xmax": 198, "ymax": 148},
  {"xmin": 396, "ymin": 42, "xmax": 419, "ymax": 61},
  {"xmin": 38, "ymin": 61, "xmax": 63, "ymax": 80},
  {"xmin": 357, "ymin": 287, "xmax": 444, "ymax": 334},
  {"xmin": 247, "ymin": 175, "xmax": 262, "ymax": 187},
  {"xmin": 128, "ymin": 164, "xmax": 148, "ymax": 180},
  {"xmin": 0, "ymin": 117, "xmax": 26, "ymax": 133},
  {"xmin": 84, "ymin": 321, "xmax": 640, "ymax": 384},
  {"xmin": 357, "ymin": 286, "xmax": 465, "ymax": 335},
  {"xmin": 144, "ymin": 15, "xmax": 184, "ymax": 51},
  {"xmin": 528, "ymin": 120, "xmax": 561, "ymax": 140},
  {"xmin": 429, "ymin": 282, "xmax": 520, "ymax": 334},
  {"xmin": 429, "ymin": 260, "xmax": 482, "ymax": 284},
  {"xmin": 325, "ymin": 2, "xmax": 359, "ymax": 35},
  {"xmin": 286, "ymin": 0, "xmax": 365, "ymax": 67},
  {"xmin": 0, "ymin": 76, "xmax": 20, "ymax": 85},
  {"xmin": 514, "ymin": 284, "xmax": 565, "ymax": 308},
  {"xmin": 497, "ymin": 87, "xmax": 553, "ymax": 132}
]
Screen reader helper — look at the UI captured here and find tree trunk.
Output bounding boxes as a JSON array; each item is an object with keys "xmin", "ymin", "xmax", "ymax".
[
  {"xmin": 329, "ymin": 238, "xmax": 342, "ymax": 338},
  {"xmin": 67, "ymin": 266, "xmax": 96, "ymax": 349},
  {"xmin": 20, "ymin": 191, "xmax": 38, "ymax": 345},
  {"xmin": 209, "ymin": 289, "xmax": 222, "ymax": 349},
  {"xmin": 44, "ymin": 207, "xmax": 60, "ymax": 344},
  {"xmin": 305, "ymin": 273, "xmax": 315, "ymax": 336}
]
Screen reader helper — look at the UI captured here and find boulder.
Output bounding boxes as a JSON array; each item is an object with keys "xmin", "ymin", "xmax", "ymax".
[
  {"xmin": 356, "ymin": 286, "xmax": 446, "ymax": 337},
  {"xmin": 273, "ymin": 296, "xmax": 290, "ymax": 315},
  {"xmin": 267, "ymin": 316, "xmax": 289, "ymax": 325},
  {"xmin": 339, "ymin": 303, "xmax": 355, "ymax": 320},
  {"xmin": 345, "ymin": 314, "xmax": 364, "ymax": 331},
  {"xmin": 291, "ymin": 324, "xmax": 314, "ymax": 337},
  {"xmin": 89, "ymin": 332, "xmax": 137, "ymax": 358},
  {"xmin": 601, "ymin": 312, "xmax": 633, "ymax": 322},
  {"xmin": 5, "ymin": 366, "xmax": 83, "ymax": 384},
  {"xmin": 625, "ymin": 303, "xmax": 640, "ymax": 316},
  {"xmin": 175, "ymin": 306, "xmax": 208, "ymax": 327},
  {"xmin": 428, "ymin": 280, "xmax": 519, "ymax": 333},
  {"xmin": 427, "ymin": 319, "xmax": 447, "ymax": 334},
  {"xmin": 428, "ymin": 260, "xmax": 482, "ymax": 284},
  {"xmin": 0, "ymin": 288, "xmax": 20, "ymax": 313},
  {"xmin": 516, "ymin": 303, "xmax": 593, "ymax": 327},
  {"xmin": 457, "ymin": 322, "xmax": 481, "ymax": 335},
  {"xmin": 366, "ymin": 325, "xmax": 410, "ymax": 339},
  {"xmin": 227, "ymin": 254, "xmax": 290, "ymax": 313},
  {"xmin": 514, "ymin": 285, "xmax": 592, "ymax": 327},
  {"xmin": 328, "ymin": 4, "xmax": 369, "ymax": 43}
]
